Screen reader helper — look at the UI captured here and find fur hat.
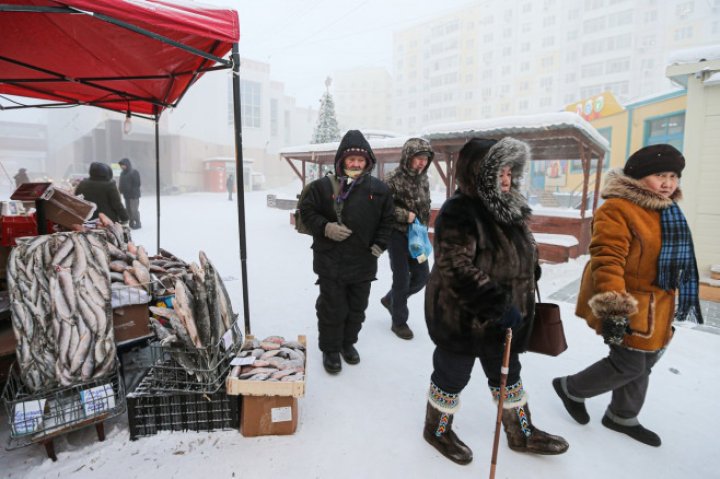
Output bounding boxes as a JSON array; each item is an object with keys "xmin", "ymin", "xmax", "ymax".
[{"xmin": 623, "ymin": 144, "xmax": 685, "ymax": 179}]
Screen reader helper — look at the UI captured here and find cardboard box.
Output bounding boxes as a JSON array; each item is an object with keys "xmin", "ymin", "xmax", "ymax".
[
  {"xmin": 112, "ymin": 303, "xmax": 151, "ymax": 344},
  {"xmin": 240, "ymin": 395, "xmax": 298, "ymax": 437},
  {"xmin": 226, "ymin": 334, "xmax": 306, "ymax": 397}
]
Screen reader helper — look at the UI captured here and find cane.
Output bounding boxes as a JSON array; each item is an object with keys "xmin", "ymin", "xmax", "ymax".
[{"xmin": 489, "ymin": 328, "xmax": 513, "ymax": 479}]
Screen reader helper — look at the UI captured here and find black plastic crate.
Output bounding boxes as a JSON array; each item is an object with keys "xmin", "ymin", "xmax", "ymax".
[{"xmin": 126, "ymin": 368, "xmax": 239, "ymax": 440}]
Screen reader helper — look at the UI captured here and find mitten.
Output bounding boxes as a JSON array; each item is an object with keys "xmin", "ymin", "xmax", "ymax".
[
  {"xmin": 601, "ymin": 316, "xmax": 628, "ymax": 346},
  {"xmin": 497, "ymin": 306, "xmax": 523, "ymax": 329},
  {"xmin": 325, "ymin": 222, "xmax": 352, "ymax": 241},
  {"xmin": 370, "ymin": 244, "xmax": 384, "ymax": 258}
]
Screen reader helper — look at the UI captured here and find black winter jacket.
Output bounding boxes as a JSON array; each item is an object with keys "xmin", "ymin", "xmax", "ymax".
[
  {"xmin": 299, "ymin": 130, "xmax": 394, "ymax": 282},
  {"xmin": 75, "ymin": 162, "xmax": 129, "ymax": 223},
  {"xmin": 118, "ymin": 158, "xmax": 141, "ymax": 199}
]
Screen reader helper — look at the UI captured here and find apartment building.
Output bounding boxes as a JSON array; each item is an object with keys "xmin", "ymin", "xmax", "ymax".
[
  {"xmin": 332, "ymin": 67, "xmax": 393, "ymax": 132},
  {"xmin": 392, "ymin": 0, "xmax": 720, "ymax": 133}
]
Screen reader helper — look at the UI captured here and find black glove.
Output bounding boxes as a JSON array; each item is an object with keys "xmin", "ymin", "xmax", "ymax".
[
  {"xmin": 601, "ymin": 316, "xmax": 628, "ymax": 346},
  {"xmin": 498, "ymin": 306, "xmax": 523, "ymax": 329},
  {"xmin": 535, "ymin": 263, "xmax": 542, "ymax": 281}
]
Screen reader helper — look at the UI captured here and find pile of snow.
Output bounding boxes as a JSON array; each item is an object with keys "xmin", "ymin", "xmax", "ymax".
[{"xmin": 667, "ymin": 45, "xmax": 720, "ymax": 66}]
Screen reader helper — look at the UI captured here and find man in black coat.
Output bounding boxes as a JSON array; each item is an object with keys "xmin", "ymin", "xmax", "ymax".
[
  {"xmin": 299, "ymin": 130, "xmax": 394, "ymax": 374},
  {"xmin": 75, "ymin": 162, "xmax": 129, "ymax": 223},
  {"xmin": 118, "ymin": 158, "xmax": 141, "ymax": 229}
]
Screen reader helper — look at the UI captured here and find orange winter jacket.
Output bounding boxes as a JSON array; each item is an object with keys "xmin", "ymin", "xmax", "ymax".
[{"xmin": 576, "ymin": 169, "xmax": 681, "ymax": 352}]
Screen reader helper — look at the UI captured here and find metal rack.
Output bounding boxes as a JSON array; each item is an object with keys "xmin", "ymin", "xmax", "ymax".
[
  {"xmin": 147, "ymin": 318, "xmax": 243, "ymax": 394},
  {"xmin": 1, "ymin": 359, "xmax": 126, "ymax": 460}
]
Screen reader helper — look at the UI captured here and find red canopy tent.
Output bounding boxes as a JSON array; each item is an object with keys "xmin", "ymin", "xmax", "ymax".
[{"xmin": 0, "ymin": 0, "xmax": 253, "ymax": 332}]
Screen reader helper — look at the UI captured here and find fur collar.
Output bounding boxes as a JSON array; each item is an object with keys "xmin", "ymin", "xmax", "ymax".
[
  {"xmin": 602, "ymin": 169, "xmax": 682, "ymax": 210},
  {"xmin": 466, "ymin": 137, "xmax": 532, "ymax": 225}
]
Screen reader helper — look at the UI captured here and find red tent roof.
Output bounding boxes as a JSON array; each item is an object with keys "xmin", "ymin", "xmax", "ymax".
[{"xmin": 0, "ymin": 0, "xmax": 240, "ymax": 115}]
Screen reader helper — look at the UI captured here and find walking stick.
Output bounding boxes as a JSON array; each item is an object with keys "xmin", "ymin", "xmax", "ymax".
[{"xmin": 489, "ymin": 328, "xmax": 513, "ymax": 479}]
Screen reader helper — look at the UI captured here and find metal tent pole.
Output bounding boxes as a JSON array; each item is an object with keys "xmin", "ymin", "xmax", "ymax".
[
  {"xmin": 155, "ymin": 114, "xmax": 160, "ymax": 253},
  {"xmin": 231, "ymin": 43, "xmax": 251, "ymax": 335}
]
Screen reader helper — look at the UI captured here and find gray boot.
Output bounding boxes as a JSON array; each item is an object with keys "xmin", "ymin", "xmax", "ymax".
[
  {"xmin": 491, "ymin": 380, "xmax": 569, "ymax": 455},
  {"xmin": 423, "ymin": 383, "xmax": 473, "ymax": 465}
]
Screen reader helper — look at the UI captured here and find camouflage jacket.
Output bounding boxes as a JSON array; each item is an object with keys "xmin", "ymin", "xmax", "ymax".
[{"xmin": 384, "ymin": 138, "xmax": 433, "ymax": 233}]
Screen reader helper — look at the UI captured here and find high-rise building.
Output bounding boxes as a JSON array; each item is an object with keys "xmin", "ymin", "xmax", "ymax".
[
  {"xmin": 332, "ymin": 67, "xmax": 393, "ymax": 132},
  {"xmin": 392, "ymin": 0, "xmax": 720, "ymax": 132}
]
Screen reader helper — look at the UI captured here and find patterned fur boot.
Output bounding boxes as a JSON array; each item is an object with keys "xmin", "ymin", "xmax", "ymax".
[
  {"xmin": 423, "ymin": 382, "xmax": 473, "ymax": 465},
  {"xmin": 491, "ymin": 380, "xmax": 569, "ymax": 455}
]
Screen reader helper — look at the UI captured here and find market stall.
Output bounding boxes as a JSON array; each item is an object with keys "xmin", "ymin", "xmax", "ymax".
[{"xmin": 0, "ymin": 0, "xmax": 260, "ymax": 458}]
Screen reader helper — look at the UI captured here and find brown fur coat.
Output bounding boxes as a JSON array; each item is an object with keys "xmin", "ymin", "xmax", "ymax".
[{"xmin": 576, "ymin": 169, "xmax": 681, "ymax": 351}]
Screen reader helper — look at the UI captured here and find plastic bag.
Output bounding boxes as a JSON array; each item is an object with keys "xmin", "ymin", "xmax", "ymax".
[{"xmin": 408, "ymin": 218, "xmax": 432, "ymax": 263}]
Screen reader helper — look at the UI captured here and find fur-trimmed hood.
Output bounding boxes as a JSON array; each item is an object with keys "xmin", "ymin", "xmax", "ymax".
[
  {"xmin": 456, "ymin": 137, "xmax": 531, "ymax": 225},
  {"xmin": 602, "ymin": 168, "xmax": 681, "ymax": 210},
  {"xmin": 399, "ymin": 137, "xmax": 433, "ymax": 177}
]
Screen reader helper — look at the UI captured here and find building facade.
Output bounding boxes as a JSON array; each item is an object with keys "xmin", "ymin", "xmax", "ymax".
[
  {"xmin": 391, "ymin": 0, "xmax": 720, "ymax": 133},
  {"xmin": 332, "ymin": 67, "xmax": 393, "ymax": 132}
]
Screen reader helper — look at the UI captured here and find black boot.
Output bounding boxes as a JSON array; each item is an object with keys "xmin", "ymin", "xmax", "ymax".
[
  {"xmin": 391, "ymin": 323, "xmax": 414, "ymax": 340},
  {"xmin": 341, "ymin": 344, "xmax": 360, "ymax": 365},
  {"xmin": 602, "ymin": 414, "xmax": 661, "ymax": 447},
  {"xmin": 322, "ymin": 352, "xmax": 341, "ymax": 374},
  {"xmin": 423, "ymin": 383, "xmax": 472, "ymax": 465},
  {"xmin": 492, "ymin": 380, "xmax": 569, "ymax": 455},
  {"xmin": 553, "ymin": 377, "xmax": 590, "ymax": 424}
]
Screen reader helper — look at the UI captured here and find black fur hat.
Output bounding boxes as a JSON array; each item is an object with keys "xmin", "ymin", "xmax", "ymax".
[{"xmin": 624, "ymin": 144, "xmax": 685, "ymax": 179}]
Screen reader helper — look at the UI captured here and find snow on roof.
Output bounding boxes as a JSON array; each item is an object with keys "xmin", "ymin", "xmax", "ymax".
[
  {"xmin": 280, "ymin": 136, "xmax": 411, "ymax": 155},
  {"xmin": 420, "ymin": 111, "xmax": 610, "ymax": 150},
  {"xmin": 667, "ymin": 44, "xmax": 720, "ymax": 66}
]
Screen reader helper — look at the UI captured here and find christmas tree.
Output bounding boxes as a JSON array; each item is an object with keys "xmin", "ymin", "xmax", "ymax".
[{"xmin": 311, "ymin": 76, "xmax": 341, "ymax": 144}]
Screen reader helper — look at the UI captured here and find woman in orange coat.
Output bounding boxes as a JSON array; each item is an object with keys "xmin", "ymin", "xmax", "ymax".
[{"xmin": 553, "ymin": 144, "xmax": 703, "ymax": 447}]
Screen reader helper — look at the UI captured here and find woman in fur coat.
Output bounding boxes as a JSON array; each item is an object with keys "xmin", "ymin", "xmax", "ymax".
[
  {"xmin": 553, "ymin": 144, "xmax": 703, "ymax": 447},
  {"xmin": 423, "ymin": 138, "xmax": 569, "ymax": 465}
]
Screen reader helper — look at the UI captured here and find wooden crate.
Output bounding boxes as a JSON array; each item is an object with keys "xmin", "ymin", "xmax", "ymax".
[{"xmin": 225, "ymin": 335, "xmax": 306, "ymax": 398}]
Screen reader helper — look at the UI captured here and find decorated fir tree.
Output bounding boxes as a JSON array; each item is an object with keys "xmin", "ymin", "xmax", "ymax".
[{"xmin": 311, "ymin": 76, "xmax": 341, "ymax": 144}]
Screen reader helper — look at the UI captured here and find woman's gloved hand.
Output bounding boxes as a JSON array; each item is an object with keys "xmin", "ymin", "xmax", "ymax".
[
  {"xmin": 601, "ymin": 316, "xmax": 629, "ymax": 345},
  {"xmin": 497, "ymin": 305, "xmax": 523, "ymax": 329}
]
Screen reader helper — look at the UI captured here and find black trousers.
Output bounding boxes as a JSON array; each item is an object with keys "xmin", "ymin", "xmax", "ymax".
[
  {"xmin": 124, "ymin": 197, "xmax": 140, "ymax": 228},
  {"xmin": 315, "ymin": 277, "xmax": 371, "ymax": 353},
  {"xmin": 430, "ymin": 336, "xmax": 522, "ymax": 395},
  {"xmin": 385, "ymin": 229, "xmax": 430, "ymax": 326}
]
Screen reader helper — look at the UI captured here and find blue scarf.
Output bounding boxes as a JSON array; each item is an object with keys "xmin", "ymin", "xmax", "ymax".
[{"xmin": 657, "ymin": 202, "xmax": 703, "ymax": 323}]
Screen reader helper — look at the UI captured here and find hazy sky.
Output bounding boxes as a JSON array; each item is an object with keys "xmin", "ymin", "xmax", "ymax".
[{"xmin": 210, "ymin": 0, "xmax": 475, "ymax": 108}]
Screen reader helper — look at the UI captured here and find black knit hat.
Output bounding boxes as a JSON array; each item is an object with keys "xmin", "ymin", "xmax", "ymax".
[{"xmin": 624, "ymin": 144, "xmax": 685, "ymax": 179}]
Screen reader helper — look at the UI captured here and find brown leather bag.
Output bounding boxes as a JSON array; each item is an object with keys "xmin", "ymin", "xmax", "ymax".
[{"xmin": 527, "ymin": 283, "xmax": 568, "ymax": 356}]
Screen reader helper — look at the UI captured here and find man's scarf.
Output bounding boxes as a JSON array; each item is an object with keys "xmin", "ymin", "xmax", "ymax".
[
  {"xmin": 657, "ymin": 202, "xmax": 703, "ymax": 323},
  {"xmin": 336, "ymin": 174, "xmax": 366, "ymax": 203}
]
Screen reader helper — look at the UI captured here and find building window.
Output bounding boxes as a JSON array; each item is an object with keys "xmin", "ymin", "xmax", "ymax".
[
  {"xmin": 583, "ymin": 16, "xmax": 606, "ymax": 34},
  {"xmin": 542, "ymin": 37, "xmax": 555, "ymax": 47},
  {"xmin": 645, "ymin": 112, "xmax": 686, "ymax": 151},
  {"xmin": 539, "ymin": 97, "xmax": 552, "ymax": 107},
  {"xmin": 540, "ymin": 76, "xmax": 553, "ymax": 88},
  {"xmin": 518, "ymin": 99, "xmax": 529, "ymax": 110},
  {"xmin": 674, "ymin": 26, "xmax": 693, "ymax": 41},
  {"xmin": 520, "ymin": 61, "xmax": 530, "ymax": 72},
  {"xmin": 581, "ymin": 61, "xmax": 604, "ymax": 78},
  {"xmin": 606, "ymin": 57, "xmax": 630, "ymax": 74},
  {"xmin": 241, "ymin": 80, "xmax": 261, "ymax": 128},
  {"xmin": 644, "ymin": 10, "xmax": 658, "ymax": 23}
]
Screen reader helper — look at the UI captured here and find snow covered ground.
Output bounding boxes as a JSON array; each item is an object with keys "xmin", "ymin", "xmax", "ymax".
[{"xmin": 1, "ymin": 184, "xmax": 718, "ymax": 478}]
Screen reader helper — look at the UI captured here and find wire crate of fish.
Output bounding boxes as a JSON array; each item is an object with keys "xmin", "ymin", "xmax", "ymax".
[
  {"xmin": 126, "ymin": 366, "xmax": 239, "ymax": 440},
  {"xmin": 147, "ymin": 318, "xmax": 244, "ymax": 394},
  {"xmin": 1, "ymin": 359, "xmax": 126, "ymax": 451}
]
